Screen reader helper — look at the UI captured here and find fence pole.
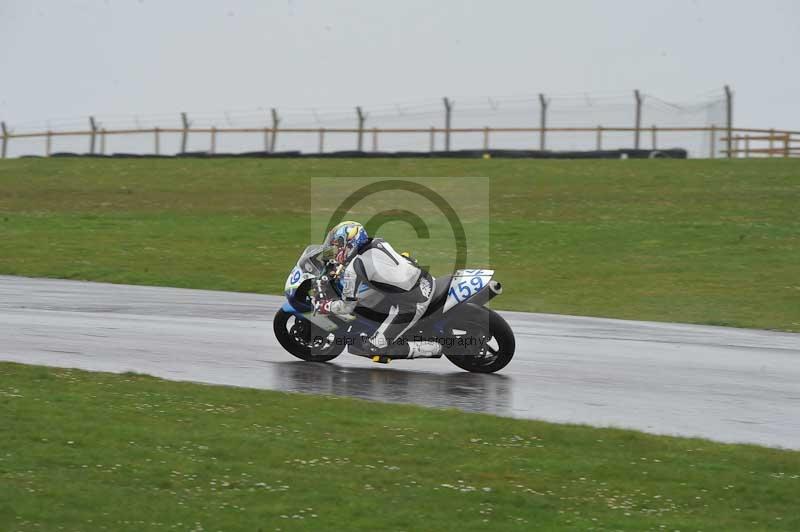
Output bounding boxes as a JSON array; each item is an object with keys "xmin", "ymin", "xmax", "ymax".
[
  {"xmin": 89, "ymin": 116, "xmax": 98, "ymax": 154},
  {"xmin": 180, "ymin": 112, "xmax": 190, "ymax": 153},
  {"xmin": 539, "ymin": 93, "xmax": 548, "ymax": 150},
  {"xmin": 651, "ymin": 125, "xmax": 657, "ymax": 150},
  {"xmin": 785, "ymin": 133, "xmax": 791, "ymax": 158},
  {"xmin": 100, "ymin": 128, "xmax": 107, "ymax": 155},
  {"xmin": 372, "ymin": 127, "xmax": 378, "ymax": 152},
  {"xmin": 596, "ymin": 125, "xmax": 602, "ymax": 150},
  {"xmin": 154, "ymin": 127, "xmax": 161, "ymax": 155},
  {"xmin": 1, "ymin": 122, "xmax": 8, "ymax": 159},
  {"xmin": 270, "ymin": 108, "xmax": 280, "ymax": 152},
  {"xmin": 210, "ymin": 126, "xmax": 216, "ymax": 154},
  {"xmin": 46, "ymin": 130, "xmax": 52, "ymax": 156},
  {"xmin": 633, "ymin": 90, "xmax": 642, "ymax": 149},
  {"xmin": 356, "ymin": 106, "xmax": 366, "ymax": 151},
  {"xmin": 744, "ymin": 135, "xmax": 750, "ymax": 158},
  {"xmin": 769, "ymin": 128, "xmax": 775, "ymax": 158},
  {"xmin": 483, "ymin": 126, "xmax": 490, "ymax": 151},
  {"xmin": 429, "ymin": 126, "xmax": 435, "ymax": 152},
  {"xmin": 725, "ymin": 85, "xmax": 733, "ymax": 159},
  {"xmin": 443, "ymin": 97, "xmax": 452, "ymax": 151},
  {"xmin": 710, "ymin": 125, "xmax": 716, "ymax": 158},
  {"xmin": 318, "ymin": 128, "xmax": 325, "ymax": 153}
]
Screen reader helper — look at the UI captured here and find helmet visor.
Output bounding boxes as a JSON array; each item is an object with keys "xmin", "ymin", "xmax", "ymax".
[{"xmin": 321, "ymin": 233, "xmax": 346, "ymax": 263}]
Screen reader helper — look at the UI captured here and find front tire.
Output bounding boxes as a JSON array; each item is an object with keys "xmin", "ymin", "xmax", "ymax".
[
  {"xmin": 273, "ymin": 309, "xmax": 344, "ymax": 362},
  {"xmin": 444, "ymin": 307, "xmax": 515, "ymax": 373}
]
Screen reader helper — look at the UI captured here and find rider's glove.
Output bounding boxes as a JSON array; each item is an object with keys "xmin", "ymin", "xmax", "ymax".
[
  {"xmin": 314, "ymin": 298, "xmax": 333, "ymax": 314},
  {"xmin": 315, "ymin": 298, "xmax": 357, "ymax": 321}
]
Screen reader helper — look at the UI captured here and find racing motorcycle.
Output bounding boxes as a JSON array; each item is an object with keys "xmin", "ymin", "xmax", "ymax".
[{"xmin": 273, "ymin": 245, "xmax": 515, "ymax": 373}]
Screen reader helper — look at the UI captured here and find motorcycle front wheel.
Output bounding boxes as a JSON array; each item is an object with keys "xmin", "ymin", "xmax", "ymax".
[
  {"xmin": 444, "ymin": 307, "xmax": 515, "ymax": 373},
  {"xmin": 273, "ymin": 309, "xmax": 344, "ymax": 362}
]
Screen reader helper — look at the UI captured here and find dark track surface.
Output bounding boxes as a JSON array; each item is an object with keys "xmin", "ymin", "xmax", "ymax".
[{"xmin": 2, "ymin": 276, "xmax": 798, "ymax": 448}]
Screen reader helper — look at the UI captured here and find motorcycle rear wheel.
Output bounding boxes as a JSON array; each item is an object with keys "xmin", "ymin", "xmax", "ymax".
[
  {"xmin": 444, "ymin": 307, "xmax": 515, "ymax": 373},
  {"xmin": 273, "ymin": 309, "xmax": 344, "ymax": 362}
]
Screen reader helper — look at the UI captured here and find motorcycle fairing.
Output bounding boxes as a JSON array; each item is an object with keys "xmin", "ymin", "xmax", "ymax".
[
  {"xmin": 280, "ymin": 301, "xmax": 340, "ymax": 333},
  {"xmin": 443, "ymin": 269, "xmax": 495, "ymax": 313}
]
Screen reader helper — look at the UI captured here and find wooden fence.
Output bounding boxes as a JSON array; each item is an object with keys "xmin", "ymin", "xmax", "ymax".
[
  {"xmin": 1, "ymin": 122, "xmax": 798, "ymax": 159},
  {"xmin": 723, "ymin": 130, "xmax": 800, "ymax": 158}
]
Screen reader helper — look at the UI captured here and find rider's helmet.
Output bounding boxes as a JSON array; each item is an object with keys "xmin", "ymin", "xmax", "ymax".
[{"xmin": 322, "ymin": 221, "xmax": 369, "ymax": 266}]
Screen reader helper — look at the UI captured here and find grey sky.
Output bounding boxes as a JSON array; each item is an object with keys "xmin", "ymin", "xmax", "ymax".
[{"xmin": 2, "ymin": 0, "xmax": 798, "ymax": 130}]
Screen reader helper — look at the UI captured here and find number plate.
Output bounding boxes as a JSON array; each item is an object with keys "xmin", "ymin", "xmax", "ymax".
[
  {"xmin": 443, "ymin": 269, "xmax": 494, "ymax": 313},
  {"xmin": 285, "ymin": 267, "xmax": 315, "ymax": 294}
]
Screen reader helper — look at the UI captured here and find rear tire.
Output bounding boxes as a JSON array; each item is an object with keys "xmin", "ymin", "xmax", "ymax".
[
  {"xmin": 273, "ymin": 309, "xmax": 344, "ymax": 362},
  {"xmin": 444, "ymin": 308, "xmax": 515, "ymax": 373}
]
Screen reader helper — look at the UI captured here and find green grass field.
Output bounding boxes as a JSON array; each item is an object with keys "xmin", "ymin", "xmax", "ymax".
[
  {"xmin": 2, "ymin": 362, "xmax": 798, "ymax": 531},
  {"xmin": 1, "ymin": 158, "xmax": 798, "ymax": 331},
  {"xmin": 2, "ymin": 159, "xmax": 799, "ymax": 530}
]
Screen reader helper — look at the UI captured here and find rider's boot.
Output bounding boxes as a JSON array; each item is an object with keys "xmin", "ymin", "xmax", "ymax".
[
  {"xmin": 354, "ymin": 333, "xmax": 442, "ymax": 360},
  {"xmin": 404, "ymin": 341, "xmax": 443, "ymax": 359}
]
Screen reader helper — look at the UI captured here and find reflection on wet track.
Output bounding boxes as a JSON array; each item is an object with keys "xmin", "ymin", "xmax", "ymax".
[
  {"xmin": 2, "ymin": 276, "xmax": 799, "ymax": 449},
  {"xmin": 265, "ymin": 361, "xmax": 512, "ymax": 416}
]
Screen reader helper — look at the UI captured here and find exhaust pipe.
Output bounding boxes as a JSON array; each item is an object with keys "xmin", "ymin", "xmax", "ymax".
[
  {"xmin": 487, "ymin": 279, "xmax": 502, "ymax": 298},
  {"xmin": 469, "ymin": 279, "xmax": 503, "ymax": 306}
]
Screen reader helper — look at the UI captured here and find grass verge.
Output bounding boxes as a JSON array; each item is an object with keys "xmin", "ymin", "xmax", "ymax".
[
  {"xmin": 1, "ymin": 361, "xmax": 799, "ymax": 531},
  {"xmin": 0, "ymin": 158, "xmax": 799, "ymax": 330}
]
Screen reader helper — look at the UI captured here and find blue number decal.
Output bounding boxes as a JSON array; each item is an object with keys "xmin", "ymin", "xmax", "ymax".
[
  {"xmin": 449, "ymin": 275, "xmax": 487, "ymax": 306},
  {"xmin": 471, "ymin": 276, "xmax": 483, "ymax": 290},
  {"xmin": 457, "ymin": 280, "xmax": 471, "ymax": 298},
  {"xmin": 290, "ymin": 269, "xmax": 301, "ymax": 284},
  {"xmin": 448, "ymin": 286, "xmax": 460, "ymax": 303}
]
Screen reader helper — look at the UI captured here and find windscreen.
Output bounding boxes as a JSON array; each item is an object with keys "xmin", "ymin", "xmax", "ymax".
[{"xmin": 297, "ymin": 244, "xmax": 326, "ymax": 276}]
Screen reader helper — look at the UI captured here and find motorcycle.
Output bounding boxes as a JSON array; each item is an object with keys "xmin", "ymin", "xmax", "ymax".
[{"xmin": 273, "ymin": 244, "xmax": 515, "ymax": 373}]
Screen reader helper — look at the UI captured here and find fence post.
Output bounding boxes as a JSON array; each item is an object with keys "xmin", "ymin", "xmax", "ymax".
[
  {"xmin": 154, "ymin": 127, "xmax": 161, "ymax": 155},
  {"xmin": 356, "ymin": 106, "xmax": 366, "ymax": 151},
  {"xmin": 89, "ymin": 116, "xmax": 98, "ymax": 154},
  {"xmin": 100, "ymin": 128, "xmax": 107, "ymax": 155},
  {"xmin": 180, "ymin": 112, "xmax": 190, "ymax": 153},
  {"xmin": 483, "ymin": 126, "xmax": 490, "ymax": 151},
  {"xmin": 443, "ymin": 97, "xmax": 452, "ymax": 151},
  {"xmin": 744, "ymin": 135, "xmax": 750, "ymax": 158},
  {"xmin": 785, "ymin": 133, "xmax": 791, "ymax": 158},
  {"xmin": 633, "ymin": 90, "xmax": 642, "ymax": 150},
  {"xmin": 210, "ymin": 126, "xmax": 217, "ymax": 154},
  {"xmin": 270, "ymin": 108, "xmax": 280, "ymax": 152},
  {"xmin": 724, "ymin": 85, "xmax": 733, "ymax": 159},
  {"xmin": 372, "ymin": 127, "xmax": 378, "ymax": 152},
  {"xmin": 539, "ymin": 93, "xmax": 548, "ymax": 150},
  {"xmin": 429, "ymin": 126, "xmax": 435, "ymax": 152},
  {"xmin": 651, "ymin": 125, "xmax": 657, "ymax": 150},
  {"xmin": 318, "ymin": 128, "xmax": 325, "ymax": 153},
  {"xmin": 1, "ymin": 122, "xmax": 8, "ymax": 159},
  {"xmin": 45, "ymin": 130, "xmax": 52, "ymax": 156},
  {"xmin": 596, "ymin": 125, "xmax": 602, "ymax": 150},
  {"xmin": 709, "ymin": 125, "xmax": 716, "ymax": 158},
  {"xmin": 768, "ymin": 128, "xmax": 775, "ymax": 158}
]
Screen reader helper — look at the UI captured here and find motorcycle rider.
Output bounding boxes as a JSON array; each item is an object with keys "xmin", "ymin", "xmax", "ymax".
[{"xmin": 314, "ymin": 221, "xmax": 442, "ymax": 359}]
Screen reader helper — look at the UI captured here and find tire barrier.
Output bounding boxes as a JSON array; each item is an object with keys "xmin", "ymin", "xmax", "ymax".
[{"xmin": 46, "ymin": 148, "xmax": 688, "ymax": 160}]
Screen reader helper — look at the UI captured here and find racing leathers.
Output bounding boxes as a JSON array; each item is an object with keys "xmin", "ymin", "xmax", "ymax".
[{"xmin": 319, "ymin": 238, "xmax": 441, "ymax": 359}]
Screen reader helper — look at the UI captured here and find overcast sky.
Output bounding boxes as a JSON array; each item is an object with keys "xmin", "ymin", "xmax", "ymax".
[{"xmin": 1, "ymin": 0, "xmax": 798, "ymax": 130}]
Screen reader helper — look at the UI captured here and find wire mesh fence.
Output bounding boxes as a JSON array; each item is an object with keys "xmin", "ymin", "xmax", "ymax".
[{"xmin": 1, "ymin": 87, "xmax": 798, "ymax": 159}]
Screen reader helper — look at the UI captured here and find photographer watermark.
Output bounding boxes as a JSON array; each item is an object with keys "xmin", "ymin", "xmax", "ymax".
[{"xmin": 310, "ymin": 176, "xmax": 489, "ymax": 278}]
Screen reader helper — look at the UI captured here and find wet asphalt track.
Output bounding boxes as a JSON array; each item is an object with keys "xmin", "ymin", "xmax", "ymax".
[{"xmin": 1, "ymin": 275, "xmax": 799, "ymax": 449}]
